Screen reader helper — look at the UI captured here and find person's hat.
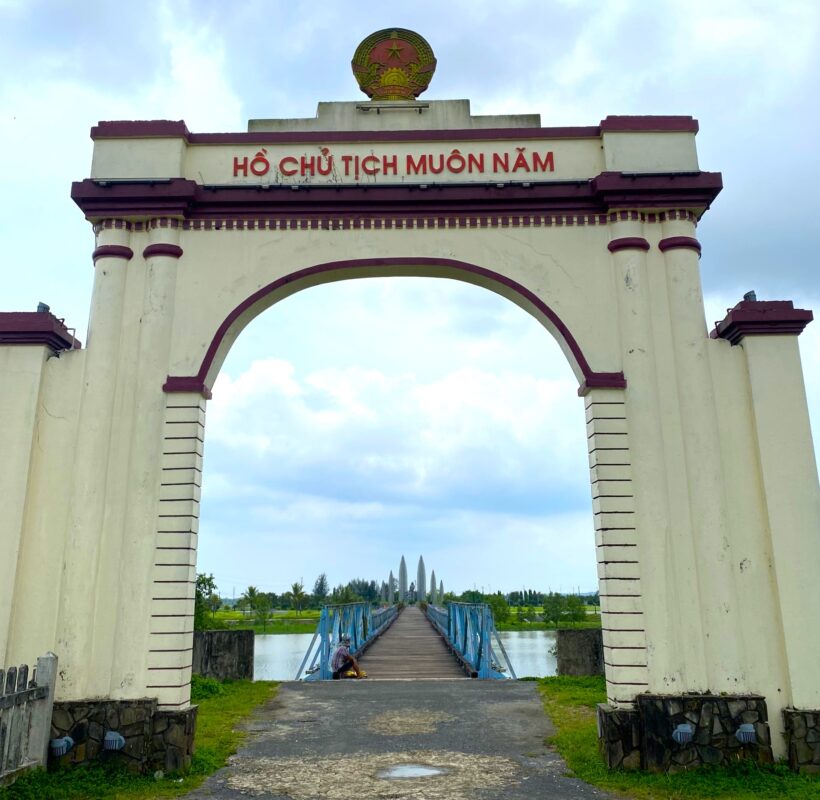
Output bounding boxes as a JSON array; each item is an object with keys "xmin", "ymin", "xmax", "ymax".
[{"xmin": 340, "ymin": 633, "xmax": 351, "ymax": 644}]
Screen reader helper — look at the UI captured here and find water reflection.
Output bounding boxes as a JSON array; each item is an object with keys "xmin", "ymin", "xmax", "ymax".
[
  {"xmin": 253, "ymin": 630, "xmax": 557, "ymax": 680},
  {"xmin": 497, "ymin": 630, "xmax": 557, "ymax": 678}
]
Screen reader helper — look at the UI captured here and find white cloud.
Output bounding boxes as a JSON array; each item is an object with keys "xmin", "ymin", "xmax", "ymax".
[{"xmin": 3, "ymin": 1, "xmax": 818, "ymax": 600}]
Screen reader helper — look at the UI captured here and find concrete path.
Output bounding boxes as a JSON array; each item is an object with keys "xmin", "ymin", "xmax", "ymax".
[
  {"xmin": 358, "ymin": 606, "xmax": 466, "ymax": 679},
  {"xmin": 183, "ymin": 680, "xmax": 612, "ymax": 800}
]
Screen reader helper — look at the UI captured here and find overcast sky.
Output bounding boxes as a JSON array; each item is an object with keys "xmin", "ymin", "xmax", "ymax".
[{"xmin": 2, "ymin": 1, "xmax": 818, "ymax": 598}]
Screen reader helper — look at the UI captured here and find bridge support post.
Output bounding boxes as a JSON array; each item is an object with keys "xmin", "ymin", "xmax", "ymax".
[{"xmin": 319, "ymin": 609, "xmax": 331, "ymax": 681}]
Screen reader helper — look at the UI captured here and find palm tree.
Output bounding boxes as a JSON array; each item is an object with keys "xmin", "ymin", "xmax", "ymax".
[
  {"xmin": 241, "ymin": 585, "xmax": 260, "ymax": 615},
  {"xmin": 287, "ymin": 581, "xmax": 307, "ymax": 615}
]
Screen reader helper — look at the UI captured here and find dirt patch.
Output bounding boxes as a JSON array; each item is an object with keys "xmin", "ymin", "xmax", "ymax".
[
  {"xmin": 366, "ymin": 709, "xmax": 455, "ymax": 735},
  {"xmin": 226, "ymin": 749, "xmax": 521, "ymax": 799}
]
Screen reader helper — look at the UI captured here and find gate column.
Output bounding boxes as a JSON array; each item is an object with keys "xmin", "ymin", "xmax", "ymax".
[
  {"xmin": 657, "ymin": 218, "xmax": 746, "ymax": 691},
  {"xmin": 713, "ymin": 301, "xmax": 819, "ymax": 710},
  {"xmin": 106, "ymin": 222, "xmax": 189, "ymax": 703},
  {"xmin": 55, "ymin": 228, "xmax": 132, "ymax": 698},
  {"xmin": 606, "ymin": 218, "xmax": 709, "ymax": 696}
]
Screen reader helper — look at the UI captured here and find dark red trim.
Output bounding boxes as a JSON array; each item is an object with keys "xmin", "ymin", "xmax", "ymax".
[
  {"xmin": 91, "ymin": 120, "xmax": 191, "ymax": 139},
  {"xmin": 144, "ymin": 243, "xmax": 184, "ymax": 259},
  {"xmin": 592, "ymin": 172, "xmax": 720, "ymax": 210},
  {"xmin": 163, "ymin": 258, "xmax": 626, "ymax": 397},
  {"xmin": 92, "ymin": 244, "xmax": 134, "ymax": 262},
  {"xmin": 658, "ymin": 236, "xmax": 701, "ymax": 255},
  {"xmin": 578, "ymin": 374, "xmax": 628, "ymax": 397},
  {"xmin": 90, "ymin": 115, "xmax": 699, "ymax": 144},
  {"xmin": 600, "ymin": 115, "xmax": 698, "ymax": 133},
  {"xmin": 71, "ymin": 172, "xmax": 722, "ymax": 221},
  {"xmin": 162, "ymin": 376, "xmax": 213, "ymax": 399},
  {"xmin": 711, "ymin": 300, "xmax": 813, "ymax": 345},
  {"xmin": 607, "ymin": 237, "xmax": 650, "ymax": 253},
  {"xmin": 0, "ymin": 312, "xmax": 81, "ymax": 350}
]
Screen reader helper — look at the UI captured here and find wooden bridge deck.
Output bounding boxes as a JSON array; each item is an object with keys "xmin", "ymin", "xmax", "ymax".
[{"xmin": 358, "ymin": 606, "xmax": 466, "ymax": 679}]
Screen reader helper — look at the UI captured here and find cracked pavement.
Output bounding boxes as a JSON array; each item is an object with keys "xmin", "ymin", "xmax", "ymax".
[{"xmin": 182, "ymin": 680, "xmax": 613, "ymax": 799}]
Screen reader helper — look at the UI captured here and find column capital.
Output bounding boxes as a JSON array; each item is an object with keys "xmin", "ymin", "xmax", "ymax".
[
  {"xmin": 711, "ymin": 300, "xmax": 813, "ymax": 345},
  {"xmin": 143, "ymin": 243, "xmax": 183, "ymax": 259},
  {"xmin": 92, "ymin": 244, "xmax": 133, "ymax": 262},
  {"xmin": 608, "ymin": 237, "xmax": 650, "ymax": 253}
]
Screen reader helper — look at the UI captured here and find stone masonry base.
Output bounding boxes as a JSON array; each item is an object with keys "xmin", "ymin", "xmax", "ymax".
[
  {"xmin": 783, "ymin": 708, "xmax": 820, "ymax": 774},
  {"xmin": 193, "ymin": 629, "xmax": 254, "ymax": 681},
  {"xmin": 50, "ymin": 699, "xmax": 197, "ymax": 774},
  {"xmin": 598, "ymin": 694, "xmax": 774, "ymax": 772},
  {"xmin": 555, "ymin": 628, "xmax": 604, "ymax": 676}
]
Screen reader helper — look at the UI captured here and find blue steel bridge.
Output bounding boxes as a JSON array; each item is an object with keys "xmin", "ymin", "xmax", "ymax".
[{"xmin": 296, "ymin": 602, "xmax": 516, "ymax": 681}]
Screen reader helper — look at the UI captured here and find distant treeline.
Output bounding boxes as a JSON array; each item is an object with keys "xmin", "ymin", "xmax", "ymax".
[{"xmin": 196, "ymin": 572, "xmax": 598, "ymax": 631}]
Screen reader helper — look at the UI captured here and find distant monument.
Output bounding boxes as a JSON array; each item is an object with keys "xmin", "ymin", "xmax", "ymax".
[
  {"xmin": 417, "ymin": 556, "xmax": 427, "ymax": 604},
  {"xmin": 430, "ymin": 570, "xmax": 438, "ymax": 604},
  {"xmin": 398, "ymin": 555, "xmax": 408, "ymax": 602}
]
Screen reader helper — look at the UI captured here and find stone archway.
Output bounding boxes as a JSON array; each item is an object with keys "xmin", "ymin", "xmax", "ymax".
[{"xmin": 1, "ymin": 63, "xmax": 817, "ymax": 769}]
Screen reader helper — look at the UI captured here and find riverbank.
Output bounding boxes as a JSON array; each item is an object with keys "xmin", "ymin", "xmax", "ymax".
[{"xmin": 213, "ymin": 613, "xmax": 603, "ymax": 636}]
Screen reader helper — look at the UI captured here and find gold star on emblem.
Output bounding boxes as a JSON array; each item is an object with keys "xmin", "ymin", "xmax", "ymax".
[{"xmin": 386, "ymin": 41, "xmax": 404, "ymax": 60}]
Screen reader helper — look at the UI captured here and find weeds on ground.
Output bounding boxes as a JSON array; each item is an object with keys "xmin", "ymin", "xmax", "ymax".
[
  {"xmin": 538, "ymin": 676, "xmax": 819, "ymax": 800},
  {"xmin": 0, "ymin": 679, "xmax": 277, "ymax": 800}
]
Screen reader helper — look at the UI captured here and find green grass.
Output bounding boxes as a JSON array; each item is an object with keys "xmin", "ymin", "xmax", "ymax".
[
  {"xmin": 210, "ymin": 609, "xmax": 319, "ymax": 635},
  {"xmin": 215, "ymin": 609, "xmax": 319, "ymax": 621},
  {"xmin": 538, "ymin": 676, "xmax": 819, "ymax": 800},
  {"xmin": 496, "ymin": 617, "xmax": 602, "ymax": 631},
  {"xmin": 0, "ymin": 679, "xmax": 278, "ymax": 800}
]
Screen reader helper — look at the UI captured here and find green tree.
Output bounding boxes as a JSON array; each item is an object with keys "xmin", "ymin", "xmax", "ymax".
[
  {"xmin": 208, "ymin": 593, "xmax": 221, "ymax": 620},
  {"xmin": 313, "ymin": 573, "xmax": 329, "ymax": 605},
  {"xmin": 565, "ymin": 594, "xmax": 586, "ymax": 622},
  {"xmin": 287, "ymin": 581, "xmax": 307, "ymax": 615},
  {"xmin": 254, "ymin": 594, "xmax": 271, "ymax": 632},
  {"xmin": 542, "ymin": 592, "xmax": 565, "ymax": 626},
  {"xmin": 486, "ymin": 592, "xmax": 510, "ymax": 623},
  {"xmin": 195, "ymin": 573, "xmax": 217, "ymax": 631},
  {"xmin": 332, "ymin": 584, "xmax": 358, "ymax": 604},
  {"xmin": 241, "ymin": 585, "xmax": 260, "ymax": 615}
]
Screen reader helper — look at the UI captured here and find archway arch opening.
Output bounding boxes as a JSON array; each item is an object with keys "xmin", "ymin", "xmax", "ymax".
[{"xmin": 193, "ymin": 273, "xmax": 602, "ymax": 677}]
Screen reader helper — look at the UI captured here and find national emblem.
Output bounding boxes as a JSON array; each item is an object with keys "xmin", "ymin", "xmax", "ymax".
[{"xmin": 351, "ymin": 29, "xmax": 437, "ymax": 101}]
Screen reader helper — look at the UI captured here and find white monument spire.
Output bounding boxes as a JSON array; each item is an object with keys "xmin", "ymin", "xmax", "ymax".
[
  {"xmin": 398, "ymin": 555, "xmax": 408, "ymax": 602},
  {"xmin": 417, "ymin": 556, "xmax": 426, "ymax": 603}
]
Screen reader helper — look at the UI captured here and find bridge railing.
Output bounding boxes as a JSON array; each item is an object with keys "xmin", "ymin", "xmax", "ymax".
[
  {"xmin": 426, "ymin": 602, "xmax": 516, "ymax": 679},
  {"xmin": 296, "ymin": 602, "xmax": 398, "ymax": 680}
]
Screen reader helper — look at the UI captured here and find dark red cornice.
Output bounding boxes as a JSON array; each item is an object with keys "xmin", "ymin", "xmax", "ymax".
[
  {"xmin": 599, "ymin": 115, "xmax": 698, "ymax": 133},
  {"xmin": 711, "ymin": 300, "xmax": 813, "ymax": 345},
  {"xmin": 0, "ymin": 312, "xmax": 81, "ymax": 351},
  {"xmin": 591, "ymin": 171, "xmax": 721, "ymax": 210},
  {"xmin": 71, "ymin": 172, "xmax": 722, "ymax": 221},
  {"xmin": 73, "ymin": 179, "xmax": 198, "ymax": 218},
  {"xmin": 90, "ymin": 115, "xmax": 699, "ymax": 144}
]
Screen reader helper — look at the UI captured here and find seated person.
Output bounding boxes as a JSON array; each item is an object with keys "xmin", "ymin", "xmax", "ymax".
[{"xmin": 331, "ymin": 633, "xmax": 363, "ymax": 679}]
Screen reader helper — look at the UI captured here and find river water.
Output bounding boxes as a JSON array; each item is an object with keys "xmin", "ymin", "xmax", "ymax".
[{"xmin": 254, "ymin": 630, "xmax": 557, "ymax": 680}]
